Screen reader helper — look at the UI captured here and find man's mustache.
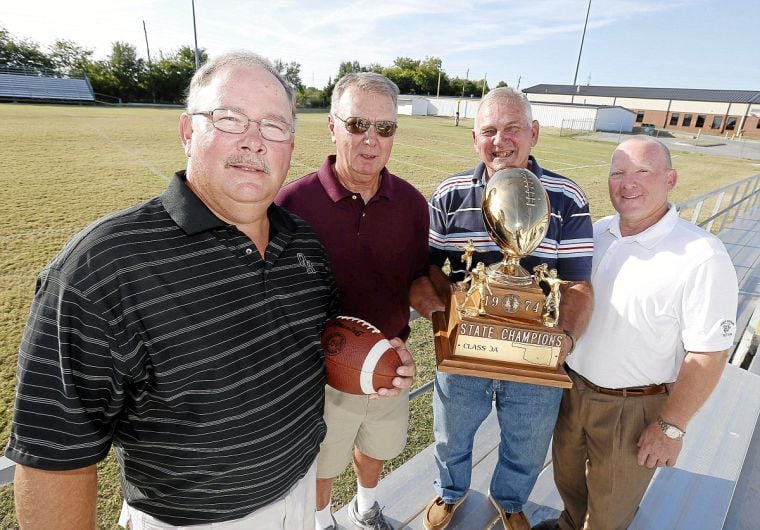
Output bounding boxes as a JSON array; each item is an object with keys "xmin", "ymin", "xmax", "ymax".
[{"xmin": 224, "ymin": 155, "xmax": 270, "ymax": 174}]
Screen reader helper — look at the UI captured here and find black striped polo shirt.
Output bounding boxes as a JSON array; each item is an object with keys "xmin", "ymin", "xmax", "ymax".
[{"xmin": 6, "ymin": 171, "xmax": 339, "ymax": 525}]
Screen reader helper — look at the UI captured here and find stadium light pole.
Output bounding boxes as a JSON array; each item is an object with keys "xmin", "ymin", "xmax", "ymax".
[
  {"xmin": 572, "ymin": 0, "xmax": 592, "ymax": 86},
  {"xmin": 143, "ymin": 20, "xmax": 156, "ymax": 103},
  {"xmin": 192, "ymin": 0, "xmax": 200, "ymax": 70}
]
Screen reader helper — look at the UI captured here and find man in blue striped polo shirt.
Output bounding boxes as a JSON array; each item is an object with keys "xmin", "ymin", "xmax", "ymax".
[
  {"xmin": 7, "ymin": 51, "xmax": 338, "ymax": 529},
  {"xmin": 420, "ymin": 87, "xmax": 594, "ymax": 530}
]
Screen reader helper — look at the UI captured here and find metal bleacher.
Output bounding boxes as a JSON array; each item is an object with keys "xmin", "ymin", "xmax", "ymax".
[
  {"xmin": 335, "ymin": 175, "xmax": 760, "ymax": 529},
  {"xmin": 0, "ymin": 66, "xmax": 94, "ymax": 102}
]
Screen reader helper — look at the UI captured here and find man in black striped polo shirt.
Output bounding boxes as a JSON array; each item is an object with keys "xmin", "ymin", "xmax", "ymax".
[{"xmin": 7, "ymin": 51, "xmax": 338, "ymax": 529}]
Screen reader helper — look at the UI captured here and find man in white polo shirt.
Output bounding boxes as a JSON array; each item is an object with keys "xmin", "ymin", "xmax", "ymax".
[{"xmin": 535, "ymin": 136, "xmax": 738, "ymax": 530}]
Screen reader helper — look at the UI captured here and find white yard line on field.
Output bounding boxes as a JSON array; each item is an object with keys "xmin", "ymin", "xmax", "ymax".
[{"xmin": 63, "ymin": 110, "xmax": 170, "ymax": 181}]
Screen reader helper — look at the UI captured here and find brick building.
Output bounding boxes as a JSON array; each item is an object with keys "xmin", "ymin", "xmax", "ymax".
[{"xmin": 524, "ymin": 84, "xmax": 760, "ymax": 139}]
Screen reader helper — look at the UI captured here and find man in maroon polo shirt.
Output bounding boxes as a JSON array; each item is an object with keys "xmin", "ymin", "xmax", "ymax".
[{"xmin": 277, "ymin": 72, "xmax": 441, "ymax": 530}]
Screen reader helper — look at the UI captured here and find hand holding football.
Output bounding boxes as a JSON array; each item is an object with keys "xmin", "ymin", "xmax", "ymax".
[{"xmin": 321, "ymin": 316, "xmax": 403, "ymax": 395}]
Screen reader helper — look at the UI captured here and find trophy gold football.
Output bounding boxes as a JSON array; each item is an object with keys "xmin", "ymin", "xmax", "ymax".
[{"xmin": 432, "ymin": 168, "xmax": 572, "ymax": 388}]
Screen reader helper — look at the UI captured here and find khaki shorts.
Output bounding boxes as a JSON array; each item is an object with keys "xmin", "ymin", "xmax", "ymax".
[{"xmin": 316, "ymin": 385, "xmax": 410, "ymax": 479}]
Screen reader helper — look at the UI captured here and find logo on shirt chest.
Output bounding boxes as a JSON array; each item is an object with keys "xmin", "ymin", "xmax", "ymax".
[
  {"xmin": 720, "ymin": 319, "xmax": 735, "ymax": 337},
  {"xmin": 297, "ymin": 253, "xmax": 317, "ymax": 274}
]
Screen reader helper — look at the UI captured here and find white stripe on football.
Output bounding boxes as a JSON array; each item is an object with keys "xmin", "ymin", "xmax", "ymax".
[{"xmin": 322, "ymin": 317, "xmax": 402, "ymax": 395}]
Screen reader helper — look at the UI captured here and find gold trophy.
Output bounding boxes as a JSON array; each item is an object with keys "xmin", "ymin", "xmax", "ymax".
[{"xmin": 432, "ymin": 168, "xmax": 572, "ymax": 388}]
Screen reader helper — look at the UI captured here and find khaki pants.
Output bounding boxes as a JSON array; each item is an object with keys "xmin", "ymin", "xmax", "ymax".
[
  {"xmin": 118, "ymin": 459, "xmax": 317, "ymax": 530},
  {"xmin": 553, "ymin": 370, "xmax": 668, "ymax": 530}
]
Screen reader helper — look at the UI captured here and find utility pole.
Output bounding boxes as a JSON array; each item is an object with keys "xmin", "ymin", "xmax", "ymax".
[
  {"xmin": 143, "ymin": 20, "xmax": 156, "ymax": 103},
  {"xmin": 436, "ymin": 65, "xmax": 441, "ymax": 98},
  {"xmin": 461, "ymin": 67, "xmax": 469, "ymax": 97},
  {"xmin": 192, "ymin": 0, "xmax": 200, "ymax": 70},
  {"xmin": 516, "ymin": 75, "xmax": 521, "ymax": 90},
  {"xmin": 573, "ymin": 0, "xmax": 591, "ymax": 86},
  {"xmin": 481, "ymin": 73, "xmax": 487, "ymax": 98}
]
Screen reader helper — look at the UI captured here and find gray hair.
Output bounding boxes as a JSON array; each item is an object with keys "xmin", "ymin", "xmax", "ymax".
[
  {"xmin": 618, "ymin": 135, "xmax": 673, "ymax": 168},
  {"xmin": 185, "ymin": 50, "xmax": 296, "ymax": 119},
  {"xmin": 330, "ymin": 72, "xmax": 400, "ymax": 115},
  {"xmin": 476, "ymin": 86, "xmax": 533, "ymax": 127}
]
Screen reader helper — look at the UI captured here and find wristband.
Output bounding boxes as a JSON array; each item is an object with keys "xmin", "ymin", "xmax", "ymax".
[{"xmin": 563, "ymin": 329, "xmax": 576, "ymax": 353}]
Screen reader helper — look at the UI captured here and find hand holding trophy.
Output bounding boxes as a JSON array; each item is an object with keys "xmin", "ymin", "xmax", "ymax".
[{"xmin": 432, "ymin": 168, "xmax": 572, "ymax": 387}]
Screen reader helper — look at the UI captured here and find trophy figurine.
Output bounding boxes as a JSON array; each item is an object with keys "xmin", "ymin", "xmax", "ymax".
[{"xmin": 431, "ymin": 168, "xmax": 572, "ymax": 388}]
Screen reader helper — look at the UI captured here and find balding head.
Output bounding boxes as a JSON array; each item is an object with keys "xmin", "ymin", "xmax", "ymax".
[{"xmin": 613, "ymin": 136, "xmax": 672, "ymax": 169}]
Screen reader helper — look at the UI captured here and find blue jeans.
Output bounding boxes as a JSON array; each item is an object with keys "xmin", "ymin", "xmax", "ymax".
[{"xmin": 432, "ymin": 371, "xmax": 562, "ymax": 513}]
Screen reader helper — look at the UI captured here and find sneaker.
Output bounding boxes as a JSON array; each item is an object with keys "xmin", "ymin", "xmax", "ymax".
[
  {"xmin": 488, "ymin": 493, "xmax": 530, "ymax": 530},
  {"xmin": 422, "ymin": 491, "xmax": 469, "ymax": 530},
  {"xmin": 532, "ymin": 518, "xmax": 559, "ymax": 530},
  {"xmin": 347, "ymin": 497, "xmax": 393, "ymax": 530}
]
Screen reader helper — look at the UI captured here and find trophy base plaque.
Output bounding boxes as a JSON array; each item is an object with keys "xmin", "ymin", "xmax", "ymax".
[{"xmin": 431, "ymin": 273, "xmax": 572, "ymax": 388}]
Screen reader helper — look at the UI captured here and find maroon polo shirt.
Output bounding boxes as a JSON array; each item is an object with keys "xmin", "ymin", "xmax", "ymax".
[{"xmin": 276, "ymin": 155, "xmax": 429, "ymax": 340}]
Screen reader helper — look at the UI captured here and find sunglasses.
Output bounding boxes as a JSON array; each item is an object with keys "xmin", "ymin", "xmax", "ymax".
[{"xmin": 333, "ymin": 114, "xmax": 398, "ymax": 138}]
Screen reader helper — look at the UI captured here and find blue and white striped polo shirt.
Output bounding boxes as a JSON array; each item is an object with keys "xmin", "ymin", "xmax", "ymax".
[{"xmin": 429, "ymin": 157, "xmax": 593, "ymax": 281}]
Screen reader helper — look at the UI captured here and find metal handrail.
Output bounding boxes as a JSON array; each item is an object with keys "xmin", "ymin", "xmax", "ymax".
[
  {"xmin": 675, "ymin": 174, "xmax": 760, "ymax": 232},
  {"xmin": 0, "ymin": 64, "xmax": 86, "ymax": 80}
]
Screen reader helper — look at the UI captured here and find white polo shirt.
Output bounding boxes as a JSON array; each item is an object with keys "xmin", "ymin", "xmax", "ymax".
[{"xmin": 568, "ymin": 205, "xmax": 738, "ymax": 388}]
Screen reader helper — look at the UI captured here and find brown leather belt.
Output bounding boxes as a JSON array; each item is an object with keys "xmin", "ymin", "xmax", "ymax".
[{"xmin": 570, "ymin": 369, "xmax": 669, "ymax": 397}]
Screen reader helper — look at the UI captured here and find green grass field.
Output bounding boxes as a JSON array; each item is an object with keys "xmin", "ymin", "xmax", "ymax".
[{"xmin": 0, "ymin": 103, "xmax": 757, "ymax": 528}]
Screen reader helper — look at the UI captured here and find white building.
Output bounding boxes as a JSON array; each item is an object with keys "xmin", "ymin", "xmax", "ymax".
[{"xmin": 396, "ymin": 94, "xmax": 634, "ymax": 133}]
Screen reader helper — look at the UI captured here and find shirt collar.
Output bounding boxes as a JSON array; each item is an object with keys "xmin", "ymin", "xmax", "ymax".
[
  {"xmin": 161, "ymin": 170, "xmax": 296, "ymax": 236},
  {"xmin": 316, "ymin": 154, "xmax": 393, "ymax": 203},
  {"xmin": 607, "ymin": 203, "xmax": 679, "ymax": 248}
]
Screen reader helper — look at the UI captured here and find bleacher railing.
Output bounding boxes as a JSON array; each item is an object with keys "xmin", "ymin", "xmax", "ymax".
[
  {"xmin": 0, "ymin": 64, "xmax": 86, "ymax": 80},
  {"xmin": 675, "ymin": 173, "xmax": 760, "ymax": 233}
]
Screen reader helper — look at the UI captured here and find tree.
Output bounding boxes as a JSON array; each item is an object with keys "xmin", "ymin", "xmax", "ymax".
[
  {"xmin": 110, "ymin": 42, "xmax": 144, "ymax": 89},
  {"xmin": 496, "ymin": 81, "xmax": 508, "ymax": 88},
  {"xmin": 149, "ymin": 46, "xmax": 206, "ymax": 104},
  {"xmin": 297, "ymin": 86, "xmax": 328, "ymax": 108},
  {"xmin": 85, "ymin": 41, "xmax": 148, "ymax": 102},
  {"xmin": 413, "ymin": 56, "xmax": 444, "ymax": 95},
  {"xmin": 274, "ymin": 59, "xmax": 304, "ymax": 92},
  {"xmin": 49, "ymin": 39, "xmax": 93, "ymax": 75},
  {"xmin": 336, "ymin": 60, "xmax": 367, "ymax": 79},
  {"xmin": 0, "ymin": 26, "xmax": 53, "ymax": 70},
  {"xmin": 450, "ymin": 77, "xmax": 482, "ymax": 98}
]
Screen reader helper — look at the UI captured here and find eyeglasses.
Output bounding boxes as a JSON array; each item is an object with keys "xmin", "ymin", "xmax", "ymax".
[
  {"xmin": 333, "ymin": 114, "xmax": 398, "ymax": 138},
  {"xmin": 191, "ymin": 108, "xmax": 293, "ymax": 142}
]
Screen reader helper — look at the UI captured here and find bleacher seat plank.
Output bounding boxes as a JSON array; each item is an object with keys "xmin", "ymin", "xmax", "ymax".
[{"xmin": 528, "ymin": 365, "xmax": 760, "ymax": 530}]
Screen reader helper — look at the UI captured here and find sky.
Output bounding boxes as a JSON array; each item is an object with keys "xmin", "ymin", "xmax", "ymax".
[{"xmin": 2, "ymin": 0, "xmax": 758, "ymax": 92}]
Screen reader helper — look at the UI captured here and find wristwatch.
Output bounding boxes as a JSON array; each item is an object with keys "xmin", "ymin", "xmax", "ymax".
[{"xmin": 657, "ymin": 416, "xmax": 685, "ymax": 441}]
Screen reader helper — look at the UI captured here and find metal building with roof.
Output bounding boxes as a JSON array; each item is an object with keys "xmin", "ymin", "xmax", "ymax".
[{"xmin": 524, "ymin": 84, "xmax": 760, "ymax": 138}]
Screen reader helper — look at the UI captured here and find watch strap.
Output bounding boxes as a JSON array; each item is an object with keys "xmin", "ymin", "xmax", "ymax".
[{"xmin": 657, "ymin": 416, "xmax": 685, "ymax": 440}]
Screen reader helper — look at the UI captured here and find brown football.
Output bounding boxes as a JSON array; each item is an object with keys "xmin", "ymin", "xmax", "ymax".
[{"xmin": 321, "ymin": 316, "xmax": 402, "ymax": 395}]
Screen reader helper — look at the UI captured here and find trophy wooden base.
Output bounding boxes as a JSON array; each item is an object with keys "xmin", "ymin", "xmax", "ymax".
[{"xmin": 431, "ymin": 275, "xmax": 572, "ymax": 388}]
